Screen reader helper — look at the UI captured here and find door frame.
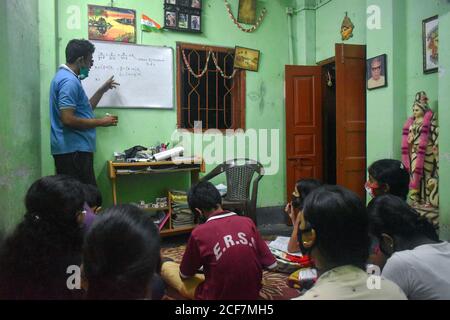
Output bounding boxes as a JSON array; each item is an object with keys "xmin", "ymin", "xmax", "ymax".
[{"xmin": 284, "ymin": 44, "xmax": 367, "ymax": 203}]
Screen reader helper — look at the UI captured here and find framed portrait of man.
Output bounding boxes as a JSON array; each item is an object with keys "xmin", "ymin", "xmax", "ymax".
[
  {"xmin": 423, "ymin": 15, "xmax": 438, "ymax": 74},
  {"xmin": 367, "ymin": 54, "xmax": 387, "ymax": 90}
]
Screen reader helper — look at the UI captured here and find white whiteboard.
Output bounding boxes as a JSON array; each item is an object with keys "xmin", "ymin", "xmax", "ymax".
[{"xmin": 82, "ymin": 41, "xmax": 174, "ymax": 109}]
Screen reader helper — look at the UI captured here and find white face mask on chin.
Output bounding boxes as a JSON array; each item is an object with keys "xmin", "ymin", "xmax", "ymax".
[{"xmin": 365, "ymin": 184, "xmax": 375, "ymax": 198}]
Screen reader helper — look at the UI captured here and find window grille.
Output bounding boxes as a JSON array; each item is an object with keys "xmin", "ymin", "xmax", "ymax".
[{"xmin": 177, "ymin": 42, "xmax": 246, "ymax": 131}]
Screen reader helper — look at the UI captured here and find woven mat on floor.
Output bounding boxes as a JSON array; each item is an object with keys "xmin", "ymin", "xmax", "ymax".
[{"xmin": 161, "ymin": 245, "xmax": 300, "ymax": 300}]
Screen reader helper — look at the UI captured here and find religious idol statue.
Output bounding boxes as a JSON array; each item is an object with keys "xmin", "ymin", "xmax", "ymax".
[{"xmin": 402, "ymin": 91, "xmax": 439, "ymax": 208}]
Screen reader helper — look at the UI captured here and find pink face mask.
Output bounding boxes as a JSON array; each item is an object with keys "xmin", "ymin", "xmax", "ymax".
[{"xmin": 365, "ymin": 181, "xmax": 380, "ymax": 198}]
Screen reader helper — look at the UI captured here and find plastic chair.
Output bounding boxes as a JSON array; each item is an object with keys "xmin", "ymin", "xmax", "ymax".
[{"xmin": 199, "ymin": 159, "xmax": 264, "ymax": 224}]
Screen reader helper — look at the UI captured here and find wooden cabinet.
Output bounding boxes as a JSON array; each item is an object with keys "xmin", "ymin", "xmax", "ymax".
[{"xmin": 107, "ymin": 159, "xmax": 205, "ymax": 237}]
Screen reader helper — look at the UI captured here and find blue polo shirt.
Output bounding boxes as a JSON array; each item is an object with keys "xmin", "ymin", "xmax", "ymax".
[{"xmin": 50, "ymin": 65, "xmax": 96, "ymax": 155}]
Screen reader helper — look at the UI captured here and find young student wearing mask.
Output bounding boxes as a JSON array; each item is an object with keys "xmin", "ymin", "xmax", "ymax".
[
  {"xmin": 365, "ymin": 159, "xmax": 411, "ymax": 267},
  {"xmin": 161, "ymin": 181, "xmax": 277, "ymax": 300},
  {"xmin": 366, "ymin": 159, "xmax": 410, "ymax": 201},
  {"xmin": 292, "ymin": 186, "xmax": 406, "ymax": 300}
]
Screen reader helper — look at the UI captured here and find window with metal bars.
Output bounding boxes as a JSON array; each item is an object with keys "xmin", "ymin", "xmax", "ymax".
[{"xmin": 177, "ymin": 42, "xmax": 246, "ymax": 131}]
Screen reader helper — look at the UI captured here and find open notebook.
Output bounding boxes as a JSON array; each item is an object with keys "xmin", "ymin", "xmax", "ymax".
[{"xmin": 268, "ymin": 236, "xmax": 303, "ymax": 257}]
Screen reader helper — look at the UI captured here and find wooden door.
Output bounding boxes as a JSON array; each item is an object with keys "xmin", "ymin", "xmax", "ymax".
[
  {"xmin": 335, "ymin": 44, "xmax": 367, "ymax": 201},
  {"xmin": 285, "ymin": 66, "xmax": 323, "ymax": 201}
]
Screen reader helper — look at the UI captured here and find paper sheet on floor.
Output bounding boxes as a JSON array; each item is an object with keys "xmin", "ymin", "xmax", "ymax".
[{"xmin": 269, "ymin": 236, "xmax": 303, "ymax": 257}]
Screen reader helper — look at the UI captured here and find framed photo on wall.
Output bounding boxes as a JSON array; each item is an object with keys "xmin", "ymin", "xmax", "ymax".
[
  {"xmin": 234, "ymin": 46, "xmax": 260, "ymax": 72},
  {"xmin": 164, "ymin": 0, "xmax": 202, "ymax": 33},
  {"xmin": 191, "ymin": 0, "xmax": 201, "ymax": 9},
  {"xmin": 423, "ymin": 15, "xmax": 439, "ymax": 74},
  {"xmin": 88, "ymin": 5, "xmax": 136, "ymax": 43},
  {"xmin": 190, "ymin": 15, "xmax": 201, "ymax": 31},
  {"xmin": 178, "ymin": 13, "xmax": 189, "ymax": 29},
  {"xmin": 367, "ymin": 54, "xmax": 387, "ymax": 90},
  {"xmin": 178, "ymin": 0, "xmax": 190, "ymax": 7},
  {"xmin": 238, "ymin": 0, "xmax": 257, "ymax": 25},
  {"xmin": 165, "ymin": 11, "xmax": 177, "ymax": 28}
]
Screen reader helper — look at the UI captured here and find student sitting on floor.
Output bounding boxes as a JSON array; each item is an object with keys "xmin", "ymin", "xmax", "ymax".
[
  {"xmin": 366, "ymin": 159, "xmax": 410, "ymax": 201},
  {"xmin": 285, "ymin": 179, "xmax": 322, "ymax": 253},
  {"xmin": 82, "ymin": 204, "xmax": 162, "ymax": 300},
  {"xmin": 368, "ymin": 195, "xmax": 449, "ymax": 300},
  {"xmin": 292, "ymin": 185, "xmax": 406, "ymax": 300},
  {"xmin": 0, "ymin": 175, "xmax": 85, "ymax": 300},
  {"xmin": 161, "ymin": 181, "xmax": 277, "ymax": 300},
  {"xmin": 366, "ymin": 159, "xmax": 410, "ymax": 268}
]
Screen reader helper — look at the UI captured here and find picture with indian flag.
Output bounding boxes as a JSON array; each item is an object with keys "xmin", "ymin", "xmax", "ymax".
[
  {"xmin": 88, "ymin": 5, "xmax": 136, "ymax": 43},
  {"xmin": 141, "ymin": 15, "xmax": 162, "ymax": 32}
]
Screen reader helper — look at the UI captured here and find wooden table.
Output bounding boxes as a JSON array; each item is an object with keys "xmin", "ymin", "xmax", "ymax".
[
  {"xmin": 107, "ymin": 159, "xmax": 205, "ymax": 237},
  {"xmin": 108, "ymin": 159, "xmax": 205, "ymax": 205}
]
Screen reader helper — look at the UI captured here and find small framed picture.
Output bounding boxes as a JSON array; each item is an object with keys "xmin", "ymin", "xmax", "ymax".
[
  {"xmin": 238, "ymin": 0, "xmax": 257, "ymax": 25},
  {"xmin": 88, "ymin": 5, "xmax": 136, "ymax": 43},
  {"xmin": 178, "ymin": 0, "xmax": 190, "ymax": 7},
  {"xmin": 190, "ymin": 15, "xmax": 201, "ymax": 31},
  {"xmin": 234, "ymin": 46, "xmax": 260, "ymax": 72},
  {"xmin": 191, "ymin": 0, "xmax": 201, "ymax": 9},
  {"xmin": 164, "ymin": 0, "xmax": 202, "ymax": 33},
  {"xmin": 366, "ymin": 54, "xmax": 387, "ymax": 90},
  {"xmin": 178, "ymin": 13, "xmax": 189, "ymax": 29},
  {"xmin": 165, "ymin": 11, "xmax": 177, "ymax": 28},
  {"xmin": 423, "ymin": 15, "xmax": 438, "ymax": 74}
]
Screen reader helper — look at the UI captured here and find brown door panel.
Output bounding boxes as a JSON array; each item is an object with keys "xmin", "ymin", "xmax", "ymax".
[
  {"xmin": 285, "ymin": 66, "xmax": 323, "ymax": 201},
  {"xmin": 335, "ymin": 44, "xmax": 367, "ymax": 201},
  {"xmin": 289, "ymin": 161, "xmax": 318, "ymax": 181}
]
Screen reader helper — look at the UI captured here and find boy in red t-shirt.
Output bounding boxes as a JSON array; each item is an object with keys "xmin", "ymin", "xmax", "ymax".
[{"xmin": 161, "ymin": 181, "xmax": 277, "ymax": 300}]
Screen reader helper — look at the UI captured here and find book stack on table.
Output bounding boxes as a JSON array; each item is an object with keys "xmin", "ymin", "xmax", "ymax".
[{"xmin": 170, "ymin": 191, "xmax": 196, "ymax": 229}]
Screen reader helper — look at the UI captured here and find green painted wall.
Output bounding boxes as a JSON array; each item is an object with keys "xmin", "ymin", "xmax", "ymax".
[
  {"xmin": 439, "ymin": 12, "xmax": 450, "ymax": 239},
  {"xmin": 291, "ymin": 0, "xmax": 316, "ymax": 65},
  {"xmin": 366, "ymin": 0, "xmax": 406, "ymax": 164},
  {"xmin": 315, "ymin": 0, "xmax": 366, "ymax": 63},
  {"xmin": 39, "ymin": 0, "xmax": 294, "ymax": 208},
  {"xmin": 392, "ymin": 0, "xmax": 407, "ymax": 159},
  {"xmin": 0, "ymin": 0, "xmax": 41, "ymax": 233},
  {"xmin": 39, "ymin": 0, "xmax": 58, "ymax": 177},
  {"xmin": 366, "ymin": 0, "xmax": 394, "ymax": 162}
]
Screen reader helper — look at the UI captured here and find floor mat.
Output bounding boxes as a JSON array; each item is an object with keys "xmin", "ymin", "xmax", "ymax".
[{"xmin": 161, "ymin": 245, "xmax": 301, "ymax": 300}]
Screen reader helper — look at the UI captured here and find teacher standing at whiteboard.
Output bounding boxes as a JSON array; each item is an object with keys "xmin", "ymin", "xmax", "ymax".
[{"xmin": 50, "ymin": 39, "xmax": 119, "ymax": 186}]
